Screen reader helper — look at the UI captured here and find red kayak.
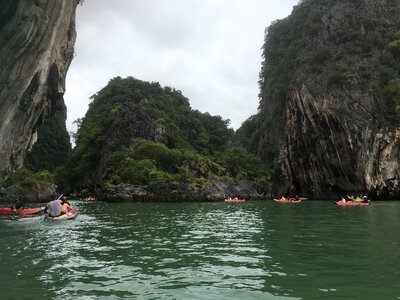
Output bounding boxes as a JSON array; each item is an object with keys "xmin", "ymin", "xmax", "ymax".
[
  {"xmin": 224, "ymin": 198, "xmax": 246, "ymax": 202},
  {"xmin": 0, "ymin": 207, "xmax": 44, "ymax": 214},
  {"xmin": 273, "ymin": 198, "xmax": 303, "ymax": 203},
  {"xmin": 334, "ymin": 201, "xmax": 370, "ymax": 206}
]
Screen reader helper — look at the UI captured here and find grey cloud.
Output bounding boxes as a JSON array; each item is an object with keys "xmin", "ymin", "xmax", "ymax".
[{"xmin": 65, "ymin": 0, "xmax": 298, "ymax": 133}]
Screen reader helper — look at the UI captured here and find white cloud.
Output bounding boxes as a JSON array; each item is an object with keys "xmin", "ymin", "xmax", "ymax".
[{"xmin": 65, "ymin": 0, "xmax": 298, "ymax": 134}]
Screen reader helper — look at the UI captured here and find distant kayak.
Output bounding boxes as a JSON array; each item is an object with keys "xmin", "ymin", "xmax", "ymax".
[
  {"xmin": 45, "ymin": 209, "xmax": 79, "ymax": 220},
  {"xmin": 273, "ymin": 198, "xmax": 304, "ymax": 203},
  {"xmin": 334, "ymin": 201, "xmax": 370, "ymax": 206},
  {"xmin": 0, "ymin": 207, "xmax": 43, "ymax": 214},
  {"xmin": 224, "ymin": 198, "xmax": 246, "ymax": 202},
  {"xmin": 84, "ymin": 196, "xmax": 96, "ymax": 202}
]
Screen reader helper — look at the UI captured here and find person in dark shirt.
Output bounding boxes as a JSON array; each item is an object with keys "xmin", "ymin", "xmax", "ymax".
[{"xmin": 10, "ymin": 200, "xmax": 24, "ymax": 212}]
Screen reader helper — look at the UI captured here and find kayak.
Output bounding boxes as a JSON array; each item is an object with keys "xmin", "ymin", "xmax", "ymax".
[
  {"xmin": 224, "ymin": 199, "xmax": 246, "ymax": 202},
  {"xmin": 334, "ymin": 201, "xmax": 370, "ymax": 206},
  {"xmin": 0, "ymin": 207, "xmax": 44, "ymax": 214},
  {"xmin": 84, "ymin": 197, "xmax": 95, "ymax": 202},
  {"xmin": 45, "ymin": 209, "xmax": 79, "ymax": 220},
  {"xmin": 273, "ymin": 198, "xmax": 303, "ymax": 203}
]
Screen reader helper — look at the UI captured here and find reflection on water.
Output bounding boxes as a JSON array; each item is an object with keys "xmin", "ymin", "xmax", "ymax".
[{"xmin": 0, "ymin": 200, "xmax": 399, "ymax": 299}]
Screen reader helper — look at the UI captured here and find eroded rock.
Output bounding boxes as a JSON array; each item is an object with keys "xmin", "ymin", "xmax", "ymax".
[{"xmin": 0, "ymin": 0, "xmax": 79, "ymax": 179}]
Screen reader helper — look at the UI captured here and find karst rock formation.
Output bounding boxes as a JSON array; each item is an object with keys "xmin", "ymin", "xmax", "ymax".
[
  {"xmin": 0, "ymin": 0, "xmax": 79, "ymax": 179},
  {"xmin": 257, "ymin": 0, "xmax": 399, "ymax": 199}
]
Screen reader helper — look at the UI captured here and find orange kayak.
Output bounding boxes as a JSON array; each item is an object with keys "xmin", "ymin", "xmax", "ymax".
[
  {"xmin": 273, "ymin": 198, "xmax": 303, "ymax": 203},
  {"xmin": 334, "ymin": 201, "xmax": 370, "ymax": 206},
  {"xmin": 224, "ymin": 199, "xmax": 246, "ymax": 202}
]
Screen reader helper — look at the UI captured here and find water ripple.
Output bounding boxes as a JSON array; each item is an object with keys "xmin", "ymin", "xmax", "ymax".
[{"xmin": 0, "ymin": 201, "xmax": 399, "ymax": 299}]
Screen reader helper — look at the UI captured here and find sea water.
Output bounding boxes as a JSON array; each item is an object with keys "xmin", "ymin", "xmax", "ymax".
[{"xmin": 0, "ymin": 200, "xmax": 399, "ymax": 299}]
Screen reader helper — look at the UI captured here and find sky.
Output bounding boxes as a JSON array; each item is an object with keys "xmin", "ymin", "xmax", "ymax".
[{"xmin": 64, "ymin": 0, "xmax": 299, "ymax": 135}]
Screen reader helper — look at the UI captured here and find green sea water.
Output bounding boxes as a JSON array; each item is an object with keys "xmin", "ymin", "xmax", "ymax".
[{"xmin": 0, "ymin": 200, "xmax": 399, "ymax": 299}]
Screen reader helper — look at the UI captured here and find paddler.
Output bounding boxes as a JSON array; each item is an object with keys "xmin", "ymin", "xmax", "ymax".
[
  {"xmin": 45, "ymin": 198, "xmax": 62, "ymax": 217},
  {"xmin": 10, "ymin": 200, "xmax": 24, "ymax": 212},
  {"xmin": 61, "ymin": 197, "xmax": 72, "ymax": 214}
]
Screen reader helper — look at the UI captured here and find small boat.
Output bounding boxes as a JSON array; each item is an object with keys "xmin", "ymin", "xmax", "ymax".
[
  {"xmin": 334, "ymin": 201, "xmax": 370, "ymax": 206},
  {"xmin": 0, "ymin": 207, "xmax": 44, "ymax": 215},
  {"xmin": 273, "ymin": 198, "xmax": 303, "ymax": 203},
  {"xmin": 224, "ymin": 198, "xmax": 246, "ymax": 202},
  {"xmin": 45, "ymin": 209, "xmax": 79, "ymax": 220},
  {"xmin": 84, "ymin": 196, "xmax": 95, "ymax": 202}
]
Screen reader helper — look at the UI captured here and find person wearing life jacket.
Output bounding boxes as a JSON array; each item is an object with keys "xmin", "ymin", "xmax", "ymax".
[
  {"xmin": 355, "ymin": 195, "xmax": 363, "ymax": 202},
  {"xmin": 61, "ymin": 198, "xmax": 72, "ymax": 214}
]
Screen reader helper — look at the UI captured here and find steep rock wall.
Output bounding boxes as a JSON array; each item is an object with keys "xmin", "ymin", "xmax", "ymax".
[
  {"xmin": 281, "ymin": 85, "xmax": 399, "ymax": 199},
  {"xmin": 258, "ymin": 0, "xmax": 400, "ymax": 199},
  {"xmin": 0, "ymin": 0, "xmax": 79, "ymax": 179}
]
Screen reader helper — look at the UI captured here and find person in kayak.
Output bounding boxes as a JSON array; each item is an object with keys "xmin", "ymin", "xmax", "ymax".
[
  {"xmin": 61, "ymin": 198, "xmax": 72, "ymax": 214},
  {"xmin": 45, "ymin": 198, "xmax": 62, "ymax": 217},
  {"xmin": 10, "ymin": 200, "xmax": 24, "ymax": 212}
]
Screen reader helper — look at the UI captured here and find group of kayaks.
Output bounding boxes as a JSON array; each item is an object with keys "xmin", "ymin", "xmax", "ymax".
[
  {"xmin": 0, "ymin": 206, "xmax": 79, "ymax": 220},
  {"xmin": 332, "ymin": 195, "xmax": 370, "ymax": 206},
  {"xmin": 224, "ymin": 196, "xmax": 371, "ymax": 206},
  {"xmin": 0, "ymin": 195, "xmax": 98, "ymax": 220},
  {"xmin": 224, "ymin": 197, "xmax": 307, "ymax": 203},
  {"xmin": 1, "ymin": 195, "xmax": 370, "ymax": 217},
  {"xmin": 273, "ymin": 197, "xmax": 370, "ymax": 206}
]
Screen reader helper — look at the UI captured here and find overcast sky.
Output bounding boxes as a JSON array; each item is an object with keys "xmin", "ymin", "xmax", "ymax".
[{"xmin": 64, "ymin": 0, "xmax": 298, "ymax": 134}]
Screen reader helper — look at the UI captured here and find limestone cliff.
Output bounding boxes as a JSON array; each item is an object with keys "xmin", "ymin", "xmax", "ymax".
[
  {"xmin": 0, "ymin": 0, "xmax": 79, "ymax": 179},
  {"xmin": 258, "ymin": 0, "xmax": 400, "ymax": 199}
]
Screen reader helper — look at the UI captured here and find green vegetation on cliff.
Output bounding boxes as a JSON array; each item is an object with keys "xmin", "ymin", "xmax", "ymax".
[
  {"xmin": 2, "ymin": 168, "xmax": 55, "ymax": 192},
  {"xmin": 24, "ymin": 108, "xmax": 72, "ymax": 171},
  {"xmin": 61, "ymin": 77, "xmax": 269, "ymax": 190},
  {"xmin": 239, "ymin": 0, "xmax": 400, "ymax": 166}
]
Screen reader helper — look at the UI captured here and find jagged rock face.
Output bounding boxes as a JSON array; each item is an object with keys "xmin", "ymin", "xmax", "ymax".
[
  {"xmin": 0, "ymin": 182, "xmax": 57, "ymax": 203},
  {"xmin": 281, "ymin": 85, "xmax": 399, "ymax": 199},
  {"xmin": 0, "ymin": 0, "xmax": 78, "ymax": 179},
  {"xmin": 258, "ymin": 0, "xmax": 400, "ymax": 199}
]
